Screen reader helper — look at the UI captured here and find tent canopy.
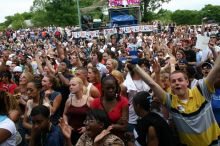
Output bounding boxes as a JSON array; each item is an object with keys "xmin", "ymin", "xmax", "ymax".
[{"xmin": 111, "ymin": 15, "xmax": 137, "ymax": 26}]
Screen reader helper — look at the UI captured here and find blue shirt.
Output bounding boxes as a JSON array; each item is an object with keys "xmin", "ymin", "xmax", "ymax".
[
  {"xmin": 41, "ymin": 124, "xmax": 64, "ymax": 146},
  {"xmin": 212, "ymin": 88, "xmax": 220, "ymax": 124}
]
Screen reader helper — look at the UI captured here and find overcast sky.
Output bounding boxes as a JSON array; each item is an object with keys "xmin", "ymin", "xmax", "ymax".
[{"xmin": 0, "ymin": 0, "xmax": 220, "ymax": 23}]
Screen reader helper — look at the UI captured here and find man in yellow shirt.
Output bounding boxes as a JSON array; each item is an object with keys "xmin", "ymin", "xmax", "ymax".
[{"xmin": 129, "ymin": 55, "xmax": 220, "ymax": 146}]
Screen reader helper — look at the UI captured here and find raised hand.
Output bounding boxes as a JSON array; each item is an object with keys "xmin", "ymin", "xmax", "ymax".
[
  {"xmin": 59, "ymin": 118, "xmax": 73, "ymax": 139},
  {"xmin": 152, "ymin": 59, "xmax": 161, "ymax": 74},
  {"xmin": 94, "ymin": 125, "xmax": 113, "ymax": 143}
]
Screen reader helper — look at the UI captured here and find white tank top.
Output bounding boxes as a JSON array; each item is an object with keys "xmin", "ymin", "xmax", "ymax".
[{"xmin": 86, "ymin": 83, "xmax": 92, "ymax": 97}]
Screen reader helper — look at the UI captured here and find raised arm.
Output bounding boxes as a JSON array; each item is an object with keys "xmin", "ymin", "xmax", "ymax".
[
  {"xmin": 131, "ymin": 64, "xmax": 167, "ymax": 102},
  {"xmin": 206, "ymin": 54, "xmax": 220, "ymax": 88},
  {"xmin": 55, "ymin": 39, "xmax": 65, "ymax": 60}
]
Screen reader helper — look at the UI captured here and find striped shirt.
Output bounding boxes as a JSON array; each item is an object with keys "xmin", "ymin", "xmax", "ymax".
[{"xmin": 163, "ymin": 79, "xmax": 220, "ymax": 146}]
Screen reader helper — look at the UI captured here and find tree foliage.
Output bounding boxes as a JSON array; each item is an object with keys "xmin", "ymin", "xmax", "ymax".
[
  {"xmin": 0, "ymin": 1, "xmax": 220, "ymax": 30},
  {"xmin": 155, "ymin": 9, "xmax": 172, "ymax": 24},
  {"xmin": 141, "ymin": 0, "xmax": 171, "ymax": 22},
  {"xmin": 170, "ymin": 5, "xmax": 220, "ymax": 25},
  {"xmin": 200, "ymin": 4, "xmax": 220, "ymax": 23},
  {"xmin": 171, "ymin": 10, "xmax": 201, "ymax": 25}
]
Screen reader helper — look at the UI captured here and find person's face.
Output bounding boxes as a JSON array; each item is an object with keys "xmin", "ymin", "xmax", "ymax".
[
  {"xmin": 43, "ymin": 66, "xmax": 50, "ymax": 73},
  {"xmin": 111, "ymin": 36, "xmax": 117, "ymax": 44},
  {"xmin": 102, "ymin": 53, "xmax": 109, "ymax": 61},
  {"xmin": 210, "ymin": 36, "xmax": 217, "ymax": 43},
  {"xmin": 176, "ymin": 52, "xmax": 183, "ymax": 60},
  {"xmin": 102, "ymin": 79, "xmax": 117, "ymax": 100},
  {"xmin": 32, "ymin": 114, "xmax": 49, "ymax": 132},
  {"xmin": 202, "ymin": 66, "xmax": 212, "ymax": 77},
  {"xmin": 75, "ymin": 70, "xmax": 86, "ymax": 81},
  {"xmin": 41, "ymin": 76, "xmax": 52, "ymax": 90},
  {"xmin": 27, "ymin": 82, "xmax": 39, "ymax": 99},
  {"xmin": 178, "ymin": 63, "xmax": 187, "ymax": 70},
  {"xmin": 19, "ymin": 74, "xmax": 28, "ymax": 85},
  {"xmin": 58, "ymin": 62, "xmax": 67, "ymax": 72},
  {"xmin": 160, "ymin": 73, "xmax": 170, "ymax": 89},
  {"xmin": 157, "ymin": 52, "xmax": 164, "ymax": 60},
  {"xmin": 84, "ymin": 116, "xmax": 103, "ymax": 138},
  {"xmin": 14, "ymin": 72, "xmax": 22, "ymax": 79},
  {"xmin": 145, "ymin": 52, "xmax": 151, "ymax": 60},
  {"xmin": 2, "ymin": 76, "xmax": 9, "ymax": 83},
  {"xmin": 26, "ymin": 58, "xmax": 31, "ymax": 64},
  {"xmin": 106, "ymin": 60, "xmax": 114, "ymax": 72},
  {"xmin": 69, "ymin": 79, "xmax": 81, "ymax": 93},
  {"xmin": 10, "ymin": 64, "xmax": 16, "ymax": 72},
  {"xmin": 90, "ymin": 53, "xmax": 98, "ymax": 63},
  {"xmin": 87, "ymin": 69, "xmax": 95, "ymax": 82},
  {"xmin": 70, "ymin": 56, "xmax": 78, "ymax": 65},
  {"xmin": 87, "ymin": 63, "xmax": 93, "ymax": 68},
  {"xmin": 170, "ymin": 73, "xmax": 189, "ymax": 97}
]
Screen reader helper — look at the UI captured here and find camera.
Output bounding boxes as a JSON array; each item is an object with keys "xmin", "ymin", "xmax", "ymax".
[{"xmin": 129, "ymin": 50, "xmax": 139, "ymax": 64}]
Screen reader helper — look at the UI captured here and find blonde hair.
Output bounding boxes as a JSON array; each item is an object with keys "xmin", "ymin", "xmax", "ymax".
[
  {"xmin": 111, "ymin": 70, "xmax": 124, "ymax": 84},
  {"xmin": 70, "ymin": 77, "xmax": 87, "ymax": 94},
  {"xmin": 107, "ymin": 59, "xmax": 118, "ymax": 70},
  {"xmin": 21, "ymin": 72, "xmax": 34, "ymax": 83}
]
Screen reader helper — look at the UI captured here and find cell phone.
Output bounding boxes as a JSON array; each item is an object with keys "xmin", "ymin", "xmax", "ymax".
[{"xmin": 129, "ymin": 50, "xmax": 139, "ymax": 64}]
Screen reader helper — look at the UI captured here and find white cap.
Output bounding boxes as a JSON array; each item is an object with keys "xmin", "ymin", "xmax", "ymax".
[
  {"xmin": 9, "ymin": 54, "xmax": 15, "ymax": 58},
  {"xmin": 6, "ymin": 61, "xmax": 12, "ymax": 66},
  {"xmin": 13, "ymin": 66, "xmax": 22, "ymax": 72}
]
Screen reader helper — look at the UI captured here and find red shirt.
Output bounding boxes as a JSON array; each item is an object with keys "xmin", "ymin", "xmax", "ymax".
[
  {"xmin": 91, "ymin": 96, "xmax": 128, "ymax": 123},
  {"xmin": 0, "ymin": 82, "xmax": 17, "ymax": 94},
  {"xmin": 93, "ymin": 82, "xmax": 102, "ymax": 95}
]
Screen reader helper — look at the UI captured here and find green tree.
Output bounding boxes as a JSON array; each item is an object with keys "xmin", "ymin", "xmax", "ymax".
[
  {"xmin": 171, "ymin": 10, "xmax": 201, "ymax": 25},
  {"xmin": 155, "ymin": 9, "xmax": 172, "ymax": 24},
  {"xmin": 11, "ymin": 13, "xmax": 27, "ymax": 29},
  {"xmin": 200, "ymin": 4, "xmax": 220, "ymax": 23},
  {"xmin": 142, "ymin": 0, "xmax": 171, "ymax": 22}
]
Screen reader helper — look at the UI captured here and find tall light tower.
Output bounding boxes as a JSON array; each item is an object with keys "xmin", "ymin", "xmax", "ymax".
[{"xmin": 76, "ymin": 0, "xmax": 81, "ymax": 29}]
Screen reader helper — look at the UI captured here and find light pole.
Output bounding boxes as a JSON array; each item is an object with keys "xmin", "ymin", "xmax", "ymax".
[{"xmin": 76, "ymin": 0, "xmax": 82, "ymax": 29}]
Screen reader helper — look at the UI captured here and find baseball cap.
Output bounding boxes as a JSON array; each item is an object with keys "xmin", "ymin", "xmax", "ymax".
[
  {"xmin": 13, "ymin": 66, "xmax": 22, "ymax": 72},
  {"xmin": 6, "ymin": 61, "xmax": 12, "ymax": 66}
]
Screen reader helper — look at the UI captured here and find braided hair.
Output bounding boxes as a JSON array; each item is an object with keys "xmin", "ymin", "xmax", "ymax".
[{"xmin": 101, "ymin": 75, "xmax": 121, "ymax": 100}]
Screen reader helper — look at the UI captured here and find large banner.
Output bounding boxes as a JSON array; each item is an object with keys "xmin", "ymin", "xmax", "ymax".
[
  {"xmin": 109, "ymin": 0, "xmax": 140, "ymax": 7},
  {"xmin": 127, "ymin": 0, "xmax": 140, "ymax": 5},
  {"xmin": 72, "ymin": 25, "xmax": 153, "ymax": 39},
  {"xmin": 109, "ymin": 0, "xmax": 122, "ymax": 7}
]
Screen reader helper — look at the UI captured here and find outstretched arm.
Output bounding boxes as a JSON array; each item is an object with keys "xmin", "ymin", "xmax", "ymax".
[
  {"xmin": 132, "ymin": 64, "xmax": 167, "ymax": 103},
  {"xmin": 206, "ymin": 54, "xmax": 220, "ymax": 89}
]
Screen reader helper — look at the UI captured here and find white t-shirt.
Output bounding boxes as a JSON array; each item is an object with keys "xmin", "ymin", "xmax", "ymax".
[{"xmin": 0, "ymin": 117, "xmax": 16, "ymax": 146}]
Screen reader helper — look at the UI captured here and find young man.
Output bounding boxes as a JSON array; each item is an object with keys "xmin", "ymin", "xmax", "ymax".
[
  {"xmin": 29, "ymin": 105, "xmax": 64, "ymax": 146},
  {"xmin": 128, "ymin": 91, "xmax": 175, "ymax": 146},
  {"xmin": 128, "ymin": 54, "xmax": 220, "ymax": 145}
]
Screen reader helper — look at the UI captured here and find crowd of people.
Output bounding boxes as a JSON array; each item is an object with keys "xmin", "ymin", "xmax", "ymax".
[{"xmin": 0, "ymin": 20, "xmax": 220, "ymax": 146}]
